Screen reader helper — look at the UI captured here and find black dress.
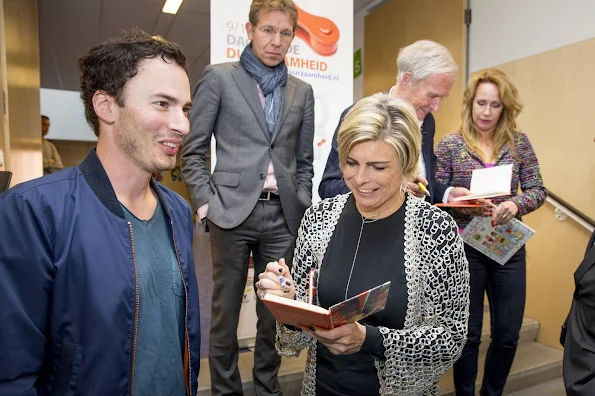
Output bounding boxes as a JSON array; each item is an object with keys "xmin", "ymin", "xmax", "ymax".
[{"xmin": 315, "ymin": 195, "xmax": 408, "ymax": 396}]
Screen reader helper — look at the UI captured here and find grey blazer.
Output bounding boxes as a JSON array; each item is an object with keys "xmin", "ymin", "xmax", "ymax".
[{"xmin": 181, "ymin": 61, "xmax": 315, "ymax": 235}]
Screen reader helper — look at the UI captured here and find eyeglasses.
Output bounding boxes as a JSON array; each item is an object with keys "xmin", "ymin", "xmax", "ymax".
[{"xmin": 254, "ymin": 25, "xmax": 294, "ymax": 42}]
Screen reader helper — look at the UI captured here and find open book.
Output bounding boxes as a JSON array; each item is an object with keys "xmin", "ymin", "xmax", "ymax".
[
  {"xmin": 453, "ymin": 164, "xmax": 513, "ymax": 202},
  {"xmin": 262, "ymin": 281, "xmax": 391, "ymax": 329},
  {"xmin": 460, "ymin": 216, "xmax": 535, "ymax": 265}
]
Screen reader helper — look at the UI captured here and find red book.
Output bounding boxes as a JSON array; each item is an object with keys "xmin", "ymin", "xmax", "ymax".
[
  {"xmin": 435, "ymin": 202, "xmax": 488, "ymax": 208},
  {"xmin": 261, "ymin": 281, "xmax": 391, "ymax": 329}
]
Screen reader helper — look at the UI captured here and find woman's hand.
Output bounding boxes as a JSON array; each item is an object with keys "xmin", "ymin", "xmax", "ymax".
[
  {"xmin": 255, "ymin": 258, "xmax": 295, "ymax": 300},
  {"xmin": 492, "ymin": 200, "xmax": 519, "ymax": 226},
  {"xmin": 301, "ymin": 322, "xmax": 367, "ymax": 355}
]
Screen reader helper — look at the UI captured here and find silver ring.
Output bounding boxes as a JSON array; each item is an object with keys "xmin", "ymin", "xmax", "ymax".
[{"xmin": 259, "ymin": 289, "xmax": 266, "ymax": 299}]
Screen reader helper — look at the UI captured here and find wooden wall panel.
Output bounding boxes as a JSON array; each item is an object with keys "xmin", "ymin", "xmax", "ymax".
[
  {"xmin": 0, "ymin": 54, "xmax": 5, "ymax": 172},
  {"xmin": 495, "ymin": 37, "xmax": 595, "ymax": 220},
  {"xmin": 3, "ymin": 0, "xmax": 41, "ymax": 185},
  {"xmin": 0, "ymin": 0, "xmax": 8, "ymax": 172}
]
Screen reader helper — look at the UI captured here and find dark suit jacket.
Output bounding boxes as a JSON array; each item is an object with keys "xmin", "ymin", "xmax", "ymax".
[
  {"xmin": 563, "ymin": 229, "xmax": 595, "ymax": 396},
  {"xmin": 181, "ymin": 62, "xmax": 315, "ymax": 234},
  {"xmin": 318, "ymin": 104, "xmax": 448, "ymax": 203}
]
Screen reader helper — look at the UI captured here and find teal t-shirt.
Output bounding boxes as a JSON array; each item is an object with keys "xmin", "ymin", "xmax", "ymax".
[{"xmin": 122, "ymin": 200, "xmax": 186, "ymax": 396}]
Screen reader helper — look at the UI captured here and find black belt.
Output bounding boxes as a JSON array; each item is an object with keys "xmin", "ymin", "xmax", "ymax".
[{"xmin": 259, "ymin": 191, "xmax": 280, "ymax": 200}]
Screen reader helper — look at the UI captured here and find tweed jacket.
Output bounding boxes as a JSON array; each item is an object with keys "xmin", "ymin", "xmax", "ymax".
[{"xmin": 435, "ymin": 132, "xmax": 546, "ymax": 228}]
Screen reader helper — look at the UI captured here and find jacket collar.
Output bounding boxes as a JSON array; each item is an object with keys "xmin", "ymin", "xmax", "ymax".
[{"xmin": 79, "ymin": 147, "xmax": 172, "ymax": 220}]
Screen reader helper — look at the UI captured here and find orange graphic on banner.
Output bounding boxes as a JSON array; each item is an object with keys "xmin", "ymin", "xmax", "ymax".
[{"xmin": 295, "ymin": 5, "xmax": 340, "ymax": 56}]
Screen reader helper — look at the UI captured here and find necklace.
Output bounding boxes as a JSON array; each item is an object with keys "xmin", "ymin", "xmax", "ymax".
[
  {"xmin": 344, "ymin": 194, "xmax": 404, "ymax": 299},
  {"xmin": 344, "ymin": 219, "xmax": 365, "ymax": 300}
]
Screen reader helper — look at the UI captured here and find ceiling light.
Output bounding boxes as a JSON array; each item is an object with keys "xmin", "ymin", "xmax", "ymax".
[{"xmin": 162, "ymin": 0, "xmax": 183, "ymax": 14}]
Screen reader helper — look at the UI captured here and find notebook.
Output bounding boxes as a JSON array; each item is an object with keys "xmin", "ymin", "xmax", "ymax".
[
  {"xmin": 262, "ymin": 281, "xmax": 391, "ymax": 329},
  {"xmin": 453, "ymin": 164, "xmax": 513, "ymax": 202}
]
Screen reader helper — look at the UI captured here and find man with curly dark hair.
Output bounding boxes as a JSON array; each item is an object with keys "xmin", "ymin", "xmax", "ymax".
[{"xmin": 0, "ymin": 29, "xmax": 201, "ymax": 395}]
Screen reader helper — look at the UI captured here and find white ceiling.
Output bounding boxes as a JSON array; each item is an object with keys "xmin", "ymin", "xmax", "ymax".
[{"xmin": 38, "ymin": 0, "xmax": 380, "ymax": 90}]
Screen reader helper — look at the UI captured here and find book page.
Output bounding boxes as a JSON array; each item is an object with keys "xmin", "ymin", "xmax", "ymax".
[
  {"xmin": 453, "ymin": 164, "xmax": 513, "ymax": 202},
  {"xmin": 469, "ymin": 164, "xmax": 513, "ymax": 195},
  {"xmin": 330, "ymin": 281, "xmax": 391, "ymax": 327}
]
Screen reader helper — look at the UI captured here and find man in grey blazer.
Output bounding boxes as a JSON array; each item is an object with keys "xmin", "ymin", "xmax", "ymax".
[{"xmin": 181, "ymin": 0, "xmax": 314, "ymax": 394}]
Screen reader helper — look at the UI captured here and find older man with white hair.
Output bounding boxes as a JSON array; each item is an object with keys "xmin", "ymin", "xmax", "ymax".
[{"xmin": 319, "ymin": 40, "xmax": 468, "ymax": 203}]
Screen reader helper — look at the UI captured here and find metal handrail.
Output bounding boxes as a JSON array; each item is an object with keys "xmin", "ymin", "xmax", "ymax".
[{"xmin": 546, "ymin": 189, "xmax": 594, "ymax": 232}]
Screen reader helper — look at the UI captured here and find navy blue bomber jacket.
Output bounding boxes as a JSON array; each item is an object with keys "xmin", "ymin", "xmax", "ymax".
[{"xmin": 0, "ymin": 148, "xmax": 200, "ymax": 395}]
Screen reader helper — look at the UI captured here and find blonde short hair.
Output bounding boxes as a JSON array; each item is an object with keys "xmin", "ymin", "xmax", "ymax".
[
  {"xmin": 338, "ymin": 93, "xmax": 421, "ymax": 187},
  {"xmin": 396, "ymin": 40, "xmax": 458, "ymax": 83},
  {"xmin": 249, "ymin": 0, "xmax": 298, "ymax": 30}
]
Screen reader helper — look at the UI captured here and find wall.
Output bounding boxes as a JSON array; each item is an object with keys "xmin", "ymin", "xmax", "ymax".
[
  {"xmin": 470, "ymin": 0, "xmax": 595, "ymax": 72},
  {"xmin": 523, "ymin": 204, "xmax": 589, "ymax": 349},
  {"xmin": 40, "ymin": 88, "xmax": 97, "ymax": 141},
  {"xmin": 2, "ymin": 0, "xmax": 42, "ymax": 185},
  {"xmin": 0, "ymin": 1, "xmax": 6, "ymax": 171},
  {"xmin": 50, "ymin": 139, "xmax": 95, "ymax": 168},
  {"xmin": 364, "ymin": 0, "xmax": 467, "ymax": 142},
  {"xmin": 494, "ymin": 39, "xmax": 595, "ymax": 219},
  {"xmin": 353, "ymin": 8, "xmax": 365, "ymax": 102},
  {"xmin": 470, "ymin": 0, "xmax": 595, "ymax": 349}
]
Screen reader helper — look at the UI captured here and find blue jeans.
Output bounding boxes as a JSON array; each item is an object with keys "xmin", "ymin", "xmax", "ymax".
[{"xmin": 453, "ymin": 245, "xmax": 526, "ymax": 396}]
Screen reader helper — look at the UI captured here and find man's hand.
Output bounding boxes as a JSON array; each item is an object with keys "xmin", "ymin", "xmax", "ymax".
[
  {"xmin": 405, "ymin": 176, "xmax": 429, "ymax": 199},
  {"xmin": 448, "ymin": 187, "xmax": 492, "ymax": 216},
  {"xmin": 447, "ymin": 187, "xmax": 472, "ymax": 203}
]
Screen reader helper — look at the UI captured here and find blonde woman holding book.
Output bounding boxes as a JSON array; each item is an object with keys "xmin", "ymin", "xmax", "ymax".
[
  {"xmin": 256, "ymin": 93, "xmax": 470, "ymax": 396},
  {"xmin": 435, "ymin": 69, "xmax": 546, "ymax": 396}
]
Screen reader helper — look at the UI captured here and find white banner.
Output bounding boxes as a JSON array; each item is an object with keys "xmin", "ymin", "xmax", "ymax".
[
  {"xmin": 210, "ymin": 0, "xmax": 354, "ymax": 202},
  {"xmin": 210, "ymin": 0, "xmax": 353, "ymax": 345}
]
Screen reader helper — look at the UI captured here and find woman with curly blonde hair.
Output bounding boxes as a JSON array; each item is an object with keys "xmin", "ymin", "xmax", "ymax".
[{"xmin": 436, "ymin": 69, "xmax": 547, "ymax": 396}]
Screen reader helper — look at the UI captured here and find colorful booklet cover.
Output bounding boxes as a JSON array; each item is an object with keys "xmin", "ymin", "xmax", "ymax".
[
  {"xmin": 460, "ymin": 216, "xmax": 535, "ymax": 265},
  {"xmin": 261, "ymin": 281, "xmax": 391, "ymax": 329}
]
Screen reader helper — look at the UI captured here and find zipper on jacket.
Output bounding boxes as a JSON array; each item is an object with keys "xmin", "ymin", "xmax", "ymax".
[
  {"xmin": 127, "ymin": 222, "xmax": 140, "ymax": 396},
  {"xmin": 169, "ymin": 219, "xmax": 192, "ymax": 396}
]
